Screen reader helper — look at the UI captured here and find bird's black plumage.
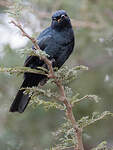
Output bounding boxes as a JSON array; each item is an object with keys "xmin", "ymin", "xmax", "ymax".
[{"xmin": 10, "ymin": 10, "xmax": 75, "ymax": 113}]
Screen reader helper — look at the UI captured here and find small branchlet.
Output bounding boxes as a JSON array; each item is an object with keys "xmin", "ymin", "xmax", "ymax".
[
  {"xmin": 0, "ymin": 66, "xmax": 47, "ymax": 76},
  {"xmin": 71, "ymin": 94, "xmax": 100, "ymax": 106},
  {"xmin": 17, "ymin": 48, "xmax": 33, "ymax": 57},
  {"xmin": 55, "ymin": 65, "xmax": 88, "ymax": 84},
  {"xmin": 78, "ymin": 111, "xmax": 113, "ymax": 129},
  {"xmin": 23, "ymin": 87, "xmax": 59, "ymax": 100},
  {"xmin": 30, "ymin": 98, "xmax": 65, "ymax": 111},
  {"xmin": 19, "ymin": 47, "xmax": 49, "ymax": 59}
]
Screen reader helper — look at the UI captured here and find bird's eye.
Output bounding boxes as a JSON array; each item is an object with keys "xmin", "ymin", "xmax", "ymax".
[{"xmin": 53, "ymin": 18, "xmax": 57, "ymax": 21}]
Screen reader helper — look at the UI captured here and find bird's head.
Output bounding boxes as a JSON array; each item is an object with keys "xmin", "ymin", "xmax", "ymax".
[{"xmin": 51, "ymin": 10, "xmax": 72, "ymax": 30}]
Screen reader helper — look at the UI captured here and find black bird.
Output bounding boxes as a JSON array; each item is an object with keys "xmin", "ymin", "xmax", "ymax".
[{"xmin": 10, "ymin": 10, "xmax": 75, "ymax": 113}]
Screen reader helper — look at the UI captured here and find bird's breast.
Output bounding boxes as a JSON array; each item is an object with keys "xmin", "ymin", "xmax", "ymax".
[{"xmin": 52, "ymin": 28, "xmax": 74, "ymax": 46}]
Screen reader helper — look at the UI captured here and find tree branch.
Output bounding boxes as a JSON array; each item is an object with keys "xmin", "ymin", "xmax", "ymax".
[
  {"xmin": 10, "ymin": 20, "xmax": 55, "ymax": 78},
  {"xmin": 10, "ymin": 20, "xmax": 84, "ymax": 150}
]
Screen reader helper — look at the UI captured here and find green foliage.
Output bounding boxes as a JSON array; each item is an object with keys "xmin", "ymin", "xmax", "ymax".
[
  {"xmin": 55, "ymin": 65, "xmax": 88, "ymax": 84},
  {"xmin": 1, "ymin": 60, "xmax": 112, "ymax": 149},
  {"xmin": 51, "ymin": 111, "xmax": 113, "ymax": 150},
  {"xmin": 52, "ymin": 118, "xmax": 76, "ymax": 150},
  {"xmin": 0, "ymin": 66, "xmax": 46, "ymax": 76}
]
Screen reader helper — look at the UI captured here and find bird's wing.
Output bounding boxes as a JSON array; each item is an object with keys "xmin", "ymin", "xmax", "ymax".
[
  {"xmin": 24, "ymin": 27, "xmax": 53, "ymax": 68},
  {"xmin": 35, "ymin": 26, "xmax": 52, "ymax": 50}
]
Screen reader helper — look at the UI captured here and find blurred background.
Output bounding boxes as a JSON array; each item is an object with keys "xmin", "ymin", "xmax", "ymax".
[{"xmin": 0, "ymin": 0, "xmax": 113, "ymax": 149}]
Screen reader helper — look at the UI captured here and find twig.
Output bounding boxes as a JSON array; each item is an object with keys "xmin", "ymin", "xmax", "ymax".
[{"xmin": 11, "ymin": 20, "xmax": 84, "ymax": 150}]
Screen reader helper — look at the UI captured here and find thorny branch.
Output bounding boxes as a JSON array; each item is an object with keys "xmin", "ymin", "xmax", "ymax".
[{"xmin": 11, "ymin": 20, "xmax": 84, "ymax": 150}]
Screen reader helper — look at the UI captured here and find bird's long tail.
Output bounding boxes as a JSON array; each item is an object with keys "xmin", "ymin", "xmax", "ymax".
[{"xmin": 9, "ymin": 76, "xmax": 42, "ymax": 113}]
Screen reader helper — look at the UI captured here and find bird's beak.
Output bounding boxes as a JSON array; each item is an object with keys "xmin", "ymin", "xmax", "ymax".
[{"xmin": 57, "ymin": 15, "xmax": 65, "ymax": 23}]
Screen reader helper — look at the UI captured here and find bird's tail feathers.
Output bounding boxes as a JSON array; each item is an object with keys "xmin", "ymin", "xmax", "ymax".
[{"xmin": 9, "ymin": 77, "xmax": 40, "ymax": 113}]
